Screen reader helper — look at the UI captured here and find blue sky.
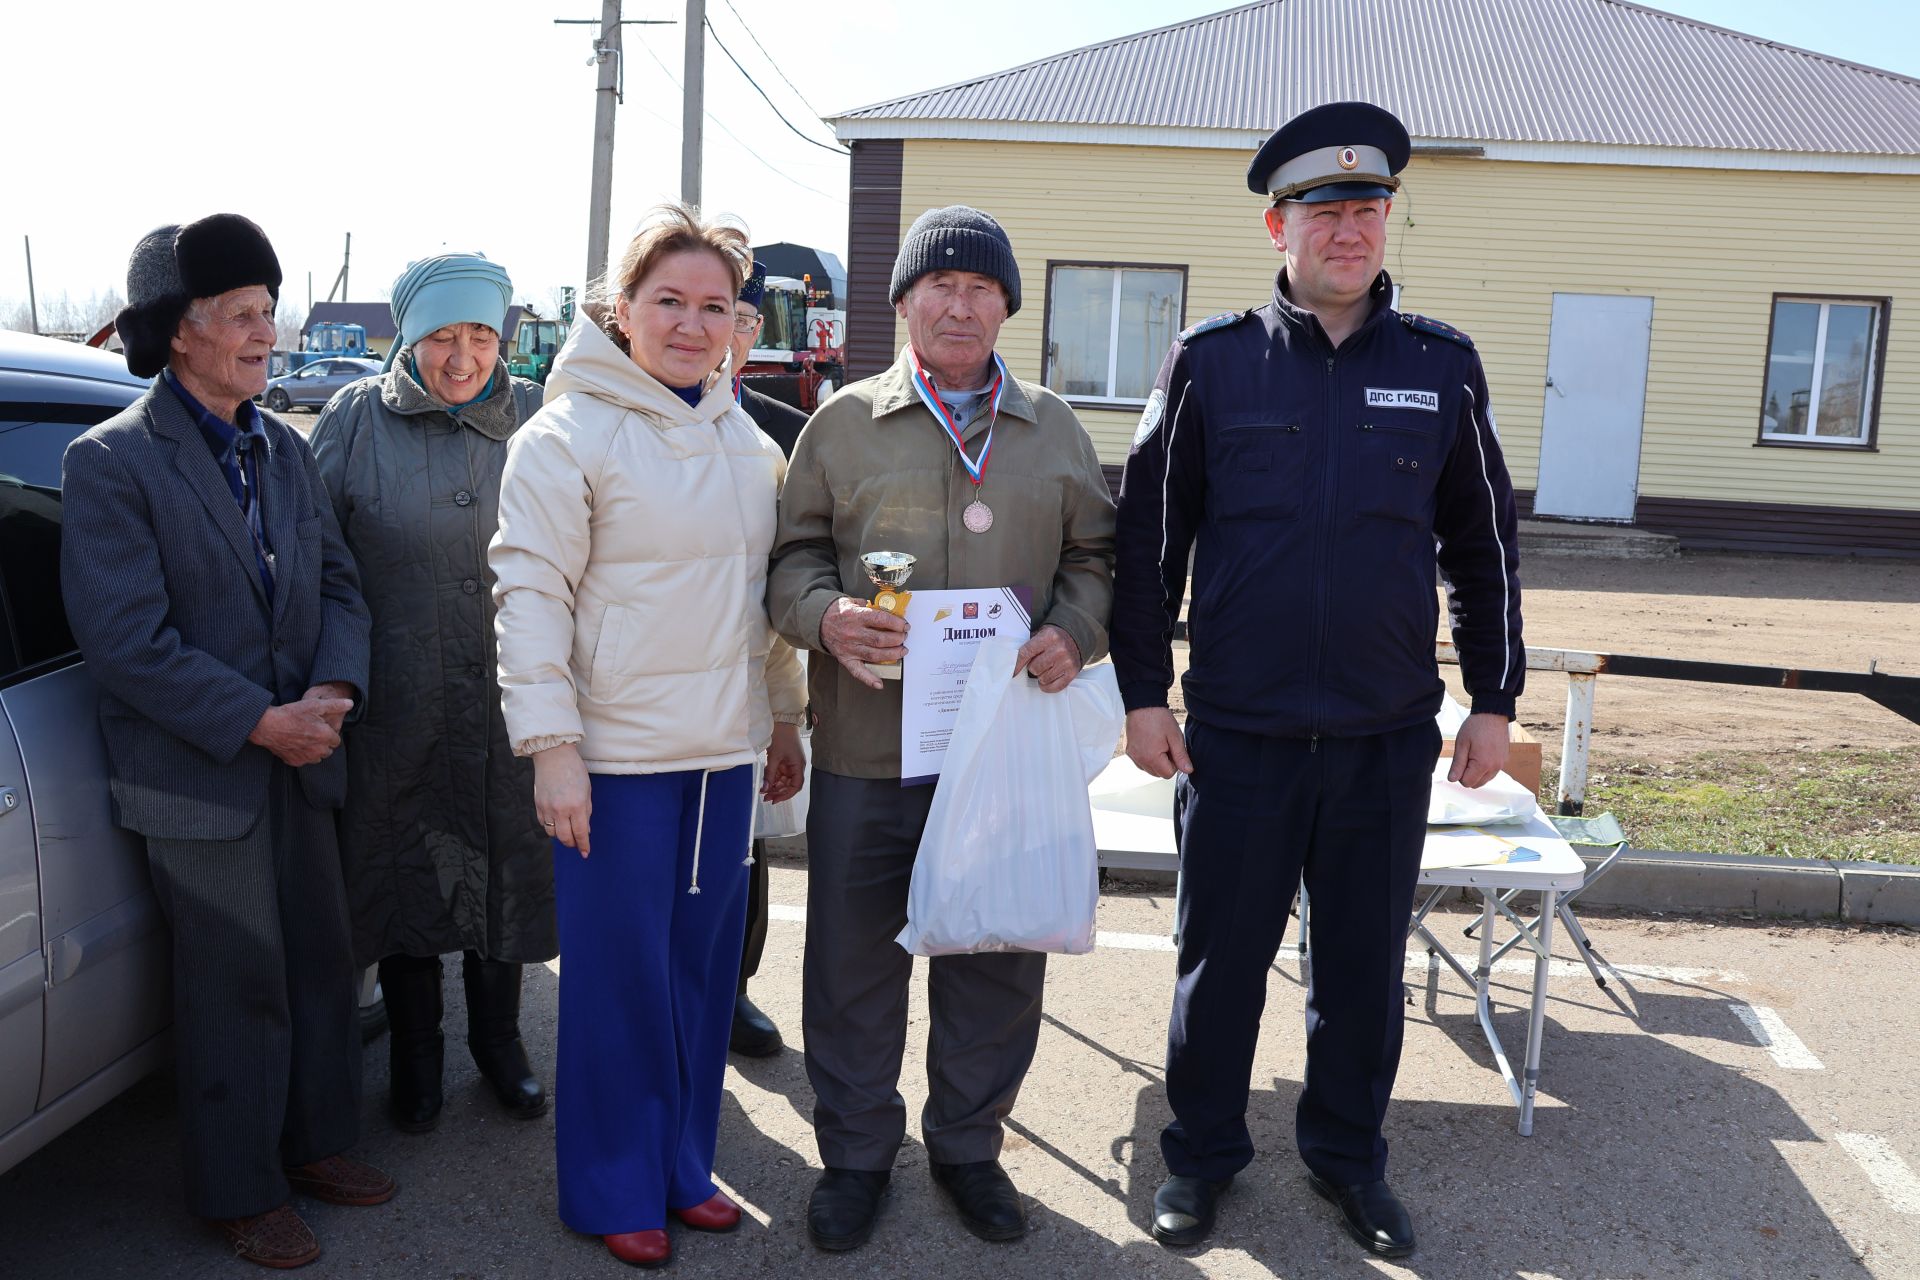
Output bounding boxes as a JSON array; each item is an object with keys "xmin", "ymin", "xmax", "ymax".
[{"xmin": 3, "ymin": 0, "xmax": 1917, "ymax": 319}]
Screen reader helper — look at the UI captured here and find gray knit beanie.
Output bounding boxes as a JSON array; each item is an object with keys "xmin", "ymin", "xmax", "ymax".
[
  {"xmin": 115, "ymin": 214, "xmax": 282, "ymax": 378},
  {"xmin": 888, "ymin": 205, "xmax": 1021, "ymax": 315}
]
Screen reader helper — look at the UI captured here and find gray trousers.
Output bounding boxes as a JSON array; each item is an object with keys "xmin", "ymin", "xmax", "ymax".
[
  {"xmin": 803, "ymin": 770, "xmax": 1046, "ymax": 1171},
  {"xmin": 145, "ymin": 764, "xmax": 362, "ymax": 1219}
]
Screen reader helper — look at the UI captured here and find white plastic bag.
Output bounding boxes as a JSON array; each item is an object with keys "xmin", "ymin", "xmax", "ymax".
[
  {"xmin": 897, "ymin": 636, "xmax": 1124, "ymax": 957},
  {"xmin": 754, "ymin": 729, "xmax": 812, "ymax": 839}
]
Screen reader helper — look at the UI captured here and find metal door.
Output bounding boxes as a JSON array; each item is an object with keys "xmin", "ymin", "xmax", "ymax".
[
  {"xmin": 0, "ymin": 703, "xmax": 45, "ymax": 1140},
  {"xmin": 1534, "ymin": 294, "xmax": 1654, "ymax": 522}
]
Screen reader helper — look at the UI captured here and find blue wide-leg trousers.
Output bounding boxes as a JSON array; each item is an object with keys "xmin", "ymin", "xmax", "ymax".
[{"xmin": 552, "ymin": 766, "xmax": 753, "ymax": 1234}]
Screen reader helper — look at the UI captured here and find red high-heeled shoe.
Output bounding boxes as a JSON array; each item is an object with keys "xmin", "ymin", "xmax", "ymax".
[
  {"xmin": 671, "ymin": 1189, "xmax": 742, "ymax": 1233},
  {"xmin": 604, "ymin": 1229, "xmax": 671, "ymax": 1267}
]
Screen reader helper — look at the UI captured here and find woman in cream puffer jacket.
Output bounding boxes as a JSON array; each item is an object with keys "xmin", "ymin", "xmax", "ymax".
[{"xmin": 487, "ymin": 205, "xmax": 805, "ymax": 1266}]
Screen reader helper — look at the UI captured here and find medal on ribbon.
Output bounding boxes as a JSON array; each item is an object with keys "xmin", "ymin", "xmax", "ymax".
[{"xmin": 908, "ymin": 348, "xmax": 1009, "ymax": 534}]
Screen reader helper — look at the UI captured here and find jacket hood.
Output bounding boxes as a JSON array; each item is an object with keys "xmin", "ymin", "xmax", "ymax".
[{"xmin": 544, "ymin": 301, "xmax": 737, "ymax": 428}]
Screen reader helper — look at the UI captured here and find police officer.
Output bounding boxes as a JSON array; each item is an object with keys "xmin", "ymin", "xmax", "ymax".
[{"xmin": 1110, "ymin": 101, "xmax": 1524, "ymax": 1259}]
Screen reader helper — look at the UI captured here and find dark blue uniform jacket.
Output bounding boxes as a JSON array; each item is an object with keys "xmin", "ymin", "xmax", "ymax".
[{"xmin": 1112, "ymin": 270, "xmax": 1524, "ymax": 739}]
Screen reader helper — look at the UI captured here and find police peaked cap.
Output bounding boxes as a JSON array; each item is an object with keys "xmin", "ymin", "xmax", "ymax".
[
  {"xmin": 1248, "ymin": 101, "xmax": 1411, "ymax": 203},
  {"xmin": 115, "ymin": 213, "xmax": 283, "ymax": 377}
]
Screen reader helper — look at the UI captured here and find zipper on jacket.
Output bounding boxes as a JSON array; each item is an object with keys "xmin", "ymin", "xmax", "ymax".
[{"xmin": 1308, "ymin": 349, "xmax": 1341, "ymax": 740}]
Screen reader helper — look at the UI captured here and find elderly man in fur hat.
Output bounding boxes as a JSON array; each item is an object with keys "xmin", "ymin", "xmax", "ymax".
[{"xmin": 60, "ymin": 214, "xmax": 387, "ymax": 1269}]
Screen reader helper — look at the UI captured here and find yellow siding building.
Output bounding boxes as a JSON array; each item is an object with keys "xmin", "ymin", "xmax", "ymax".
[{"xmin": 832, "ymin": 0, "xmax": 1920, "ymax": 555}]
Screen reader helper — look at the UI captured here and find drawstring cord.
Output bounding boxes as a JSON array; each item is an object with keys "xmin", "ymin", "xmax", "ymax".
[{"xmin": 688, "ymin": 769, "xmax": 712, "ymax": 895}]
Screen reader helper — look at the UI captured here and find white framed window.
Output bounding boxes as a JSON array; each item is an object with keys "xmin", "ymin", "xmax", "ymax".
[
  {"xmin": 1043, "ymin": 263, "xmax": 1186, "ymax": 405},
  {"xmin": 1758, "ymin": 296, "xmax": 1886, "ymax": 448}
]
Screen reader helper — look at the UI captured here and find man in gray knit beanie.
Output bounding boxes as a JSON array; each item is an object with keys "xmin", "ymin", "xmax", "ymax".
[{"xmin": 768, "ymin": 207, "xmax": 1114, "ymax": 1252}]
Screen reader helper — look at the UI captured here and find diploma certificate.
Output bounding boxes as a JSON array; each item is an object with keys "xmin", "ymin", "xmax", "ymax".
[{"xmin": 899, "ymin": 586, "xmax": 1032, "ymax": 785}]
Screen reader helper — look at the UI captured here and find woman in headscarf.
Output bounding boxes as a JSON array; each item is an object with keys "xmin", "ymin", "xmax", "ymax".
[
  {"xmin": 310, "ymin": 252, "xmax": 555, "ymax": 1137},
  {"xmin": 489, "ymin": 204, "xmax": 806, "ymax": 1268}
]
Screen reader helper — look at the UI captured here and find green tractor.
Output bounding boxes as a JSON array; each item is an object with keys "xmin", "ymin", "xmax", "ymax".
[{"xmin": 508, "ymin": 287, "xmax": 573, "ymax": 385}]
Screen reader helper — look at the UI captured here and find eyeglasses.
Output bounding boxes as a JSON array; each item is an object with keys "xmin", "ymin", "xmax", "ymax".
[{"xmin": 732, "ymin": 313, "xmax": 762, "ymax": 334}]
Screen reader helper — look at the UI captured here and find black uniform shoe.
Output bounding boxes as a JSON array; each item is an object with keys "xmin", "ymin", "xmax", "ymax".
[
  {"xmin": 1151, "ymin": 1174, "xmax": 1232, "ymax": 1247},
  {"xmin": 729, "ymin": 994, "xmax": 784, "ymax": 1057},
  {"xmin": 1307, "ymin": 1173, "xmax": 1416, "ymax": 1258},
  {"xmin": 463, "ymin": 954, "xmax": 548, "ymax": 1120},
  {"xmin": 807, "ymin": 1168, "xmax": 891, "ymax": 1252},
  {"xmin": 930, "ymin": 1159, "xmax": 1027, "ymax": 1242}
]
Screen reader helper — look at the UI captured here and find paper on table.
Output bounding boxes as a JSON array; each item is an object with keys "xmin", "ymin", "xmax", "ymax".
[
  {"xmin": 1428, "ymin": 763, "xmax": 1535, "ymax": 825},
  {"xmin": 1421, "ymin": 824, "xmax": 1549, "ymax": 871}
]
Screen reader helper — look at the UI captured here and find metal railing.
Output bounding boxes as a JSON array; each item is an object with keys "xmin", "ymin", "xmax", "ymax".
[{"xmin": 1436, "ymin": 643, "xmax": 1920, "ymax": 814}]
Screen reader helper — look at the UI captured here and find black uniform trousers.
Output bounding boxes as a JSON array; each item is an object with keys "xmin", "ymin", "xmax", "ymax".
[
  {"xmin": 144, "ymin": 763, "xmax": 362, "ymax": 1219},
  {"xmin": 1162, "ymin": 717, "xmax": 1440, "ymax": 1187}
]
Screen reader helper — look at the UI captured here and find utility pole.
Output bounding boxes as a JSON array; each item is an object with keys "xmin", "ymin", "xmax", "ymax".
[
  {"xmin": 558, "ymin": 5, "xmax": 671, "ymax": 285},
  {"xmin": 681, "ymin": 0, "xmax": 705, "ymax": 208},
  {"xmin": 587, "ymin": 0, "xmax": 622, "ymax": 286},
  {"xmin": 23, "ymin": 237, "xmax": 40, "ymax": 336},
  {"xmin": 324, "ymin": 233, "xmax": 352, "ymax": 303}
]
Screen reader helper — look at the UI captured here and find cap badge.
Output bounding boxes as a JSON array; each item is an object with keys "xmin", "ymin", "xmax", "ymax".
[{"xmin": 1337, "ymin": 147, "xmax": 1360, "ymax": 170}]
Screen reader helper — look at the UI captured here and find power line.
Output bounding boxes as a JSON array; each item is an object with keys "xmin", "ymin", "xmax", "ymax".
[
  {"xmin": 627, "ymin": 31, "xmax": 844, "ymax": 201},
  {"xmin": 719, "ymin": 0, "xmax": 827, "ymax": 120},
  {"xmin": 704, "ymin": 18, "xmax": 850, "ymax": 156}
]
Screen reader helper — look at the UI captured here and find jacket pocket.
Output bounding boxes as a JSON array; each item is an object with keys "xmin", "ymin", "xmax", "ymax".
[
  {"xmin": 1349, "ymin": 423, "xmax": 1440, "ymax": 525},
  {"xmin": 1213, "ymin": 423, "xmax": 1301, "ymax": 521},
  {"xmin": 587, "ymin": 605, "xmax": 627, "ymax": 702}
]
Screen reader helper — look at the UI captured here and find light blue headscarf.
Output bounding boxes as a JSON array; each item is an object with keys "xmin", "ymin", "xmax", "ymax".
[{"xmin": 384, "ymin": 251, "xmax": 513, "ymax": 371}]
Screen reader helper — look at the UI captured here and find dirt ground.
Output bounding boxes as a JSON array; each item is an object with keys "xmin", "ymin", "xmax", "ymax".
[{"xmin": 1171, "ymin": 551, "xmax": 1920, "ymax": 770}]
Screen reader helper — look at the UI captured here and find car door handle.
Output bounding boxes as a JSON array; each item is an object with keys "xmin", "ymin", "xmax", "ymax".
[{"xmin": 0, "ymin": 787, "xmax": 18, "ymax": 815}]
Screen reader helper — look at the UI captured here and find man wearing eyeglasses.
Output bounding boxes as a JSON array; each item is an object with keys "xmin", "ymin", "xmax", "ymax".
[
  {"xmin": 729, "ymin": 261, "xmax": 808, "ymax": 457},
  {"xmin": 723, "ymin": 260, "xmax": 808, "ymax": 1060}
]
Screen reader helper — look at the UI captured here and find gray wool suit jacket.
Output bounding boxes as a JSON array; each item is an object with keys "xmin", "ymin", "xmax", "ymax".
[{"xmin": 60, "ymin": 381, "xmax": 371, "ymax": 841}]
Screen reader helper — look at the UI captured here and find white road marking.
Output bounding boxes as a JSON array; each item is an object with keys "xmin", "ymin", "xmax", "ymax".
[
  {"xmin": 1729, "ymin": 1003, "xmax": 1825, "ymax": 1070},
  {"xmin": 711, "ymin": 1175, "xmax": 773, "ymax": 1228},
  {"xmin": 764, "ymin": 905, "xmax": 1746, "ymax": 985},
  {"xmin": 1094, "ymin": 929, "xmax": 1176, "ymax": 952},
  {"xmin": 1834, "ymin": 1133, "xmax": 1920, "ymax": 1215}
]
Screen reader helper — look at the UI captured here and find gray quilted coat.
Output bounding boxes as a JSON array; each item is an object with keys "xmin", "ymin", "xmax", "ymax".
[{"xmin": 310, "ymin": 353, "xmax": 557, "ymax": 966}]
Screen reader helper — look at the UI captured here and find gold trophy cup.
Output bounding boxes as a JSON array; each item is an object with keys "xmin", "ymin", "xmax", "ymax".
[{"xmin": 859, "ymin": 550, "xmax": 916, "ymax": 681}]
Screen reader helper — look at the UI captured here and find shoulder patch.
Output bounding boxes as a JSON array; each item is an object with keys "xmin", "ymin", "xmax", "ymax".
[
  {"xmin": 1179, "ymin": 311, "xmax": 1249, "ymax": 344},
  {"xmin": 1401, "ymin": 312, "xmax": 1474, "ymax": 349}
]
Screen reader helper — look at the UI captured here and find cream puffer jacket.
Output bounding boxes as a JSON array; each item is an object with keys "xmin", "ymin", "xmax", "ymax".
[{"xmin": 489, "ymin": 308, "xmax": 806, "ymax": 773}]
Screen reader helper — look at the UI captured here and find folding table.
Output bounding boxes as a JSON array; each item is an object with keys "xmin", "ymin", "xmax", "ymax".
[
  {"xmin": 1090, "ymin": 759, "xmax": 1588, "ymax": 1136},
  {"xmin": 1410, "ymin": 814, "xmax": 1587, "ymax": 1135}
]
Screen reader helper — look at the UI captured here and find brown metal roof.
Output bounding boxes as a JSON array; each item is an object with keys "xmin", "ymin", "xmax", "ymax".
[{"xmin": 834, "ymin": 0, "xmax": 1920, "ymax": 155}]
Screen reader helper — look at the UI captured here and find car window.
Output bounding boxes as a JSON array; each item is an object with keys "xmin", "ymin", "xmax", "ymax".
[{"xmin": 0, "ymin": 411, "xmax": 109, "ymax": 681}]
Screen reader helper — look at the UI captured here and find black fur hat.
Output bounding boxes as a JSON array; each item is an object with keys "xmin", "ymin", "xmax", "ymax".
[{"xmin": 115, "ymin": 214, "xmax": 282, "ymax": 378}]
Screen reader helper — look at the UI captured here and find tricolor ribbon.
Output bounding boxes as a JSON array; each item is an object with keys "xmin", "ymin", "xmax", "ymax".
[{"xmin": 906, "ymin": 347, "xmax": 1009, "ymax": 490}]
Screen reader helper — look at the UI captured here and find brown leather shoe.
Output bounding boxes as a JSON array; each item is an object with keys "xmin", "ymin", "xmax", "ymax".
[
  {"xmin": 216, "ymin": 1204, "xmax": 321, "ymax": 1269},
  {"xmin": 285, "ymin": 1155, "xmax": 398, "ymax": 1207}
]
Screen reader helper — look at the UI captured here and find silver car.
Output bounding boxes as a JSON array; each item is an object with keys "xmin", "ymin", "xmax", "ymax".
[
  {"xmin": 0, "ymin": 333, "xmax": 381, "ymax": 1177},
  {"xmin": 259, "ymin": 356, "xmax": 380, "ymax": 413}
]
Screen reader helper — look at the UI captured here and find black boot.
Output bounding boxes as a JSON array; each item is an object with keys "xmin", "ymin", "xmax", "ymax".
[
  {"xmin": 379, "ymin": 953, "xmax": 445, "ymax": 1133},
  {"xmin": 462, "ymin": 952, "xmax": 547, "ymax": 1120}
]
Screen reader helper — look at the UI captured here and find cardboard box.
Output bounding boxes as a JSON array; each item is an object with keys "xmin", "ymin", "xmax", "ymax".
[{"xmin": 1440, "ymin": 721, "xmax": 1541, "ymax": 798}]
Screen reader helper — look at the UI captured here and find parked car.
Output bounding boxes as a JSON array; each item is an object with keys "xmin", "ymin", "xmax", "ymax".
[
  {"xmin": 258, "ymin": 356, "xmax": 380, "ymax": 412},
  {"xmin": 0, "ymin": 333, "xmax": 381, "ymax": 1178}
]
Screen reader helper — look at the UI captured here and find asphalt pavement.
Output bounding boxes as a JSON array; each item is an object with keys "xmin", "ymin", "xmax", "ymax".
[{"xmin": 3, "ymin": 856, "xmax": 1916, "ymax": 1279}]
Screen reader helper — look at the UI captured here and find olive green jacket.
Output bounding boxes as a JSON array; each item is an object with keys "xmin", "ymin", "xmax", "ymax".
[{"xmin": 768, "ymin": 348, "xmax": 1116, "ymax": 779}]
